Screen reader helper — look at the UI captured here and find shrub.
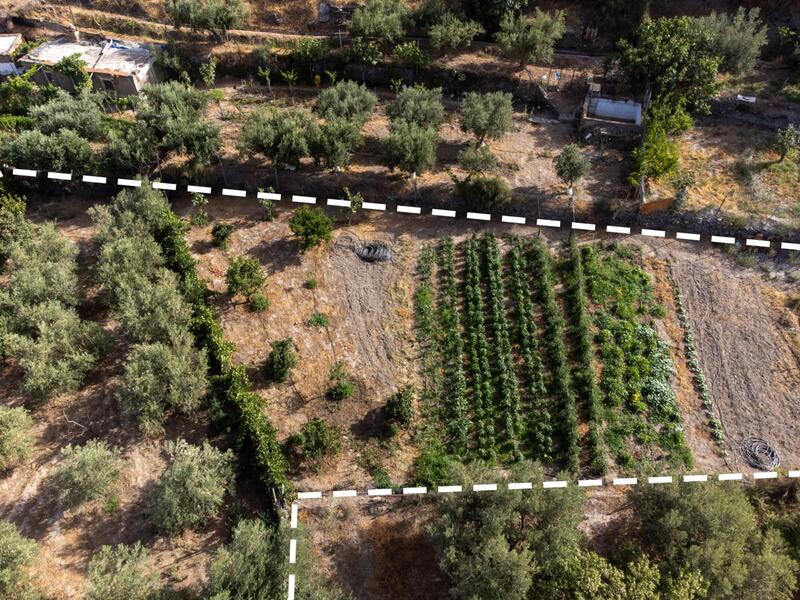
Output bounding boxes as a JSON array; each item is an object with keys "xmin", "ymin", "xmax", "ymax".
[
  {"xmin": 291, "ymin": 37, "xmax": 328, "ymax": 78},
  {"xmin": 0, "ymin": 128, "xmax": 94, "ymax": 175},
  {"xmin": 309, "ymin": 117, "xmax": 363, "ymax": 171},
  {"xmin": 292, "ymin": 418, "xmax": 342, "ymax": 470},
  {"xmin": 307, "ymin": 312, "xmax": 329, "ymax": 328},
  {"xmin": 464, "ymin": 0, "xmax": 527, "ymax": 32},
  {"xmin": 249, "ymin": 292, "xmax": 269, "ymax": 312},
  {"xmin": 150, "ymin": 439, "xmax": 234, "ymax": 535},
  {"xmin": 393, "ymin": 42, "xmax": 429, "ymax": 69},
  {"xmin": 430, "ymin": 13, "xmax": 484, "ymax": 53},
  {"xmin": 211, "ymin": 222, "xmax": 234, "ymax": 249},
  {"xmin": 457, "ymin": 144, "xmax": 498, "ymax": 175},
  {"xmin": 53, "ymin": 53, "xmax": 91, "ymax": 92},
  {"xmin": 775, "ymin": 124, "xmax": 800, "ymax": 162},
  {"xmin": 165, "ymin": 0, "xmax": 248, "ymax": 40},
  {"xmin": 29, "ymin": 91, "xmax": 104, "ymax": 139},
  {"xmin": 87, "ymin": 542, "xmax": 161, "ymax": 600},
  {"xmin": 629, "ymin": 124, "xmax": 680, "ymax": 185},
  {"xmin": 348, "ymin": 37, "xmax": 382, "ymax": 66},
  {"xmin": 454, "ymin": 175, "xmax": 511, "ymax": 210},
  {"xmin": 117, "ymin": 335, "xmax": 208, "ymax": 435},
  {"xmin": 326, "ymin": 360, "xmax": 356, "ymax": 401},
  {"xmin": 385, "ymin": 386, "xmax": 414, "ymax": 428},
  {"xmin": 387, "ymin": 85, "xmax": 445, "ymax": 128},
  {"xmin": 411, "ymin": 445, "xmax": 451, "ymax": 487},
  {"xmin": 350, "ymin": 0, "xmax": 411, "ymax": 44},
  {"xmin": 553, "ymin": 143, "xmax": 589, "ymax": 198},
  {"xmin": 225, "ymin": 256, "xmax": 265, "ymax": 299},
  {"xmin": 264, "ymin": 338, "xmax": 296, "ymax": 383},
  {"xmin": 304, "ymin": 278, "xmax": 318, "ymax": 290},
  {"xmin": 51, "ymin": 439, "xmax": 122, "ymax": 509},
  {"xmin": 0, "ymin": 407, "xmax": 34, "ymax": 472},
  {"xmin": 314, "ymin": 80, "xmax": 377, "ymax": 124},
  {"xmin": 0, "ymin": 520, "xmax": 39, "ymax": 599},
  {"xmin": 206, "ymin": 519, "xmax": 290, "ymax": 599},
  {"xmin": 460, "ymin": 91, "xmax": 513, "ymax": 143},
  {"xmin": 288, "ymin": 206, "xmax": 333, "ymax": 250}
]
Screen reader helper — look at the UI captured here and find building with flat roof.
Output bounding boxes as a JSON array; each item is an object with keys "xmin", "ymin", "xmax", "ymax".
[
  {"xmin": 17, "ymin": 36, "xmax": 159, "ymax": 95},
  {"xmin": 0, "ymin": 33, "xmax": 22, "ymax": 77},
  {"xmin": 578, "ymin": 83, "xmax": 646, "ymax": 149}
]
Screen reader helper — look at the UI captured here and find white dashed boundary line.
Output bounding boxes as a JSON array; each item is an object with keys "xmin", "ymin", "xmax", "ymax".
[
  {"xmin": 295, "ymin": 469, "xmax": 799, "ymax": 500},
  {"xmin": 288, "ymin": 501, "xmax": 298, "ymax": 600},
  {"xmin": 4, "ymin": 169, "xmax": 799, "ymax": 252}
]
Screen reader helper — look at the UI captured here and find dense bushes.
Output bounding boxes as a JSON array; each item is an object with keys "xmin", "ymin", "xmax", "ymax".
[
  {"xmin": 454, "ymin": 175, "xmax": 511, "ymax": 211},
  {"xmin": 350, "ymin": 0, "xmax": 411, "ymax": 44},
  {"xmin": 0, "ymin": 520, "xmax": 40, "ymax": 599},
  {"xmin": 264, "ymin": 338, "xmax": 296, "ymax": 383},
  {"xmin": 226, "ymin": 256, "xmax": 266, "ymax": 300},
  {"xmin": 385, "ymin": 385, "xmax": 414, "ymax": 429},
  {"xmin": 150, "ymin": 439, "xmax": 234, "ymax": 535},
  {"xmin": 326, "ymin": 360, "xmax": 356, "ymax": 401},
  {"xmin": 165, "ymin": 0, "xmax": 248, "ymax": 40},
  {"xmin": 315, "ymin": 80, "xmax": 377, "ymax": 124},
  {"xmin": 87, "ymin": 542, "xmax": 161, "ymax": 600},
  {"xmin": 429, "ymin": 13, "xmax": 484, "ymax": 53},
  {"xmin": 387, "ymin": 85, "xmax": 445, "ymax": 128},
  {"xmin": 0, "ymin": 128, "xmax": 94, "ymax": 174},
  {"xmin": 51, "ymin": 440, "xmax": 122, "ymax": 509},
  {"xmin": 290, "ymin": 418, "xmax": 342, "ymax": 471},
  {"xmin": 460, "ymin": 91, "xmax": 513, "ymax": 143},
  {"xmin": 288, "ymin": 206, "xmax": 333, "ymax": 250}
]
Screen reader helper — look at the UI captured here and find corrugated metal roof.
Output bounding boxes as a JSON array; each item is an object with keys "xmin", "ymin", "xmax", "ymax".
[
  {"xmin": 20, "ymin": 37, "xmax": 154, "ymax": 77},
  {"xmin": 0, "ymin": 33, "xmax": 22, "ymax": 55}
]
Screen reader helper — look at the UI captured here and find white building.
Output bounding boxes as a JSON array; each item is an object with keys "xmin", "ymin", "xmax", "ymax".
[
  {"xmin": 0, "ymin": 33, "xmax": 22, "ymax": 78},
  {"xmin": 17, "ymin": 36, "xmax": 159, "ymax": 96}
]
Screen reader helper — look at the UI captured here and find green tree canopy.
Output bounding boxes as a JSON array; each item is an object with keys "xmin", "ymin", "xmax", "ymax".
[
  {"xmin": 226, "ymin": 256, "xmax": 266, "ymax": 299},
  {"xmin": 0, "ymin": 520, "xmax": 40, "ymax": 600},
  {"xmin": 116, "ymin": 269, "xmax": 193, "ymax": 344},
  {"xmin": 460, "ymin": 91, "xmax": 513, "ymax": 143},
  {"xmin": 696, "ymin": 8, "xmax": 767, "ymax": 76},
  {"xmin": 314, "ymin": 80, "xmax": 378, "ymax": 125},
  {"xmin": 463, "ymin": 0, "xmax": 527, "ymax": 32},
  {"xmin": 264, "ymin": 338, "xmax": 297, "ymax": 383},
  {"xmin": 28, "ymin": 91, "xmax": 104, "ymax": 139},
  {"xmin": 53, "ymin": 53, "xmax": 91, "ymax": 92},
  {"xmin": 553, "ymin": 143, "xmax": 590, "ymax": 197},
  {"xmin": 387, "ymin": 85, "xmax": 445, "ymax": 128},
  {"xmin": 429, "ymin": 13, "xmax": 484, "ymax": 53},
  {"xmin": 380, "ymin": 119, "xmax": 439, "ymax": 177},
  {"xmin": 0, "ymin": 407, "xmax": 34, "ymax": 472},
  {"xmin": 50, "ymin": 439, "xmax": 122, "ymax": 508},
  {"xmin": 165, "ymin": 0, "xmax": 248, "ymax": 40},
  {"xmin": 310, "ymin": 118, "xmax": 364, "ymax": 171},
  {"xmin": 350, "ymin": 0, "xmax": 411, "ymax": 44},
  {"xmin": 241, "ymin": 109, "xmax": 318, "ymax": 168},
  {"xmin": 496, "ymin": 9, "xmax": 567, "ymax": 69},
  {"xmin": 87, "ymin": 542, "xmax": 161, "ymax": 600},
  {"xmin": 288, "ymin": 206, "xmax": 333, "ymax": 250},
  {"xmin": 117, "ymin": 335, "xmax": 208, "ymax": 435},
  {"xmin": 150, "ymin": 439, "xmax": 234, "ymax": 535},
  {"xmin": 618, "ymin": 16, "xmax": 721, "ymax": 114},
  {"xmin": 0, "ymin": 128, "xmax": 94, "ymax": 175},
  {"xmin": 630, "ymin": 481, "xmax": 798, "ymax": 599}
]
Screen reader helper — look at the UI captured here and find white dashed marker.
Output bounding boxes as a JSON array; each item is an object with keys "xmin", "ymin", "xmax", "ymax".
[
  {"xmin": 676, "ymin": 232, "xmax": 701, "ymax": 241},
  {"xmin": 297, "ymin": 491, "xmax": 322, "ymax": 499},
  {"xmin": 613, "ymin": 478, "xmax": 638, "ymax": 486},
  {"xmin": 753, "ymin": 471, "xmax": 778, "ymax": 479},
  {"xmin": 438, "ymin": 485, "xmax": 462, "ymax": 494},
  {"xmin": 403, "ymin": 487, "xmax": 427, "ymax": 495},
  {"xmin": 718, "ymin": 473, "xmax": 743, "ymax": 481},
  {"xmin": 222, "ymin": 188, "xmax": 247, "ymax": 197},
  {"xmin": 711, "ymin": 235, "xmax": 736, "ymax": 245},
  {"xmin": 642, "ymin": 229, "xmax": 666, "ymax": 238},
  {"xmin": 543, "ymin": 480, "xmax": 568, "ymax": 489},
  {"xmin": 47, "ymin": 172, "xmax": 72, "ymax": 181},
  {"xmin": 466, "ymin": 212, "xmax": 491, "ymax": 221},
  {"xmin": 648, "ymin": 476, "xmax": 673, "ymax": 484},
  {"xmin": 12, "ymin": 168, "xmax": 36, "ymax": 177},
  {"xmin": 789, "ymin": 471, "xmax": 800, "ymax": 478},
  {"xmin": 572, "ymin": 222, "xmax": 596, "ymax": 231},
  {"xmin": 537, "ymin": 218, "xmax": 561, "ymax": 228},
  {"xmin": 290, "ymin": 503, "xmax": 298, "ymax": 529},
  {"xmin": 781, "ymin": 242, "xmax": 800, "ymax": 251},
  {"xmin": 473, "ymin": 483, "xmax": 498, "ymax": 492},
  {"xmin": 501, "ymin": 215, "xmax": 526, "ymax": 225},
  {"xmin": 327, "ymin": 198, "xmax": 351, "ymax": 208},
  {"xmin": 289, "ymin": 539, "xmax": 297, "ymax": 564},
  {"xmin": 187, "ymin": 185, "xmax": 211, "ymax": 194},
  {"xmin": 332, "ymin": 490, "xmax": 357, "ymax": 498},
  {"xmin": 292, "ymin": 195, "xmax": 316, "ymax": 204},
  {"xmin": 83, "ymin": 175, "xmax": 107, "ymax": 184},
  {"xmin": 397, "ymin": 205, "xmax": 422, "ymax": 214},
  {"xmin": 257, "ymin": 191, "xmax": 281, "ymax": 201},
  {"xmin": 578, "ymin": 479, "xmax": 603, "ymax": 487},
  {"xmin": 152, "ymin": 182, "xmax": 177, "ymax": 191},
  {"xmin": 606, "ymin": 225, "xmax": 630, "ymax": 234},
  {"xmin": 117, "ymin": 178, "xmax": 141, "ymax": 187},
  {"xmin": 745, "ymin": 239, "xmax": 770, "ymax": 248},
  {"xmin": 508, "ymin": 482, "xmax": 533, "ymax": 490},
  {"xmin": 683, "ymin": 474, "xmax": 708, "ymax": 483},
  {"xmin": 367, "ymin": 488, "xmax": 393, "ymax": 496},
  {"xmin": 362, "ymin": 202, "xmax": 386, "ymax": 211},
  {"xmin": 432, "ymin": 208, "xmax": 456, "ymax": 218},
  {"xmin": 287, "ymin": 574, "xmax": 295, "ymax": 600}
]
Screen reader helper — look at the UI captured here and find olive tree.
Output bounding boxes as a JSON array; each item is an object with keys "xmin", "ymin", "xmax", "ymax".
[
  {"xmin": 265, "ymin": 338, "xmax": 297, "ymax": 383},
  {"xmin": 0, "ymin": 128, "xmax": 94, "ymax": 175},
  {"xmin": 387, "ymin": 85, "xmax": 445, "ymax": 128},
  {"xmin": 553, "ymin": 144, "xmax": 590, "ymax": 203},
  {"xmin": 0, "ymin": 407, "xmax": 34, "ymax": 471},
  {"xmin": 29, "ymin": 90, "xmax": 104, "ymax": 139},
  {"xmin": 0, "ymin": 520, "xmax": 39, "ymax": 599},
  {"xmin": 150, "ymin": 439, "xmax": 234, "ymax": 535},
  {"xmin": 50, "ymin": 439, "xmax": 122, "ymax": 509},
  {"xmin": 117, "ymin": 335, "xmax": 208, "ymax": 435},
  {"xmin": 775, "ymin": 124, "xmax": 800, "ymax": 162},
  {"xmin": 430, "ymin": 13, "xmax": 484, "ymax": 53},
  {"xmin": 696, "ymin": 8, "xmax": 767, "ymax": 76},
  {"xmin": 496, "ymin": 9, "xmax": 566, "ymax": 69},
  {"xmin": 116, "ymin": 269, "xmax": 193, "ymax": 344},
  {"xmin": 314, "ymin": 80, "xmax": 377, "ymax": 124},
  {"xmin": 87, "ymin": 542, "xmax": 161, "ymax": 600},
  {"xmin": 310, "ymin": 118, "xmax": 364, "ymax": 172},
  {"xmin": 350, "ymin": 0, "xmax": 411, "ymax": 45},
  {"xmin": 460, "ymin": 91, "xmax": 513, "ymax": 143},
  {"xmin": 380, "ymin": 120, "xmax": 439, "ymax": 197}
]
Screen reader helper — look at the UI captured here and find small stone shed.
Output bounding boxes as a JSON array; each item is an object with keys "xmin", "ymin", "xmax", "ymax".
[
  {"xmin": 17, "ymin": 36, "xmax": 159, "ymax": 96},
  {"xmin": 0, "ymin": 33, "xmax": 22, "ymax": 77}
]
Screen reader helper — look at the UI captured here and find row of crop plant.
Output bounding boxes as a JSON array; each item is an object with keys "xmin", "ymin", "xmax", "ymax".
[{"xmin": 413, "ymin": 236, "xmax": 693, "ymax": 476}]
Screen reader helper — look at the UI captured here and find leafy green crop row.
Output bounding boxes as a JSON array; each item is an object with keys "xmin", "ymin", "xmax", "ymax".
[
  {"xmin": 507, "ymin": 242, "xmax": 552, "ymax": 462},
  {"xmin": 528, "ymin": 241, "xmax": 579, "ymax": 473}
]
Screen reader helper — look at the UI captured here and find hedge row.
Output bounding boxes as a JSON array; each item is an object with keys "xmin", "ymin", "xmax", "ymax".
[{"xmin": 155, "ymin": 208, "xmax": 291, "ymax": 497}]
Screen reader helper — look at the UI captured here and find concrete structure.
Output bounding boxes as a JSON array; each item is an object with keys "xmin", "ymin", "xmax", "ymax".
[
  {"xmin": 578, "ymin": 83, "xmax": 646, "ymax": 149},
  {"xmin": 0, "ymin": 33, "xmax": 22, "ymax": 77},
  {"xmin": 17, "ymin": 36, "xmax": 159, "ymax": 95}
]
